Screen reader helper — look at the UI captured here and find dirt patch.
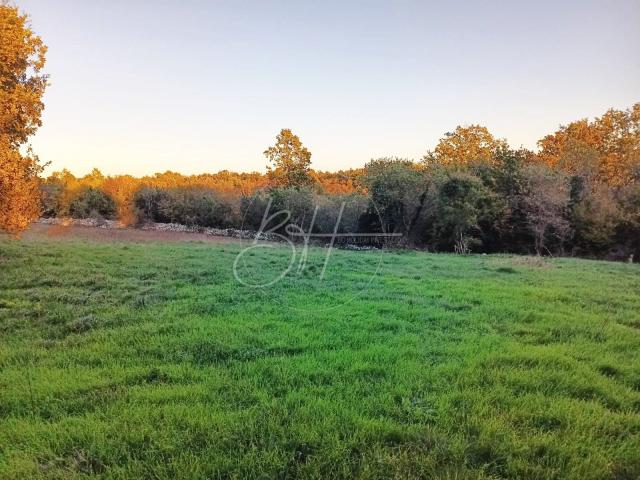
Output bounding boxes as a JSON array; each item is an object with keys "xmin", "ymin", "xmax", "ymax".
[{"xmin": 24, "ymin": 223, "xmax": 247, "ymax": 245}]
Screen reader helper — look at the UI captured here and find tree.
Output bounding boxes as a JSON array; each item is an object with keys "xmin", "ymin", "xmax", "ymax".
[
  {"xmin": 433, "ymin": 171, "xmax": 497, "ymax": 254},
  {"xmin": 0, "ymin": 3, "xmax": 48, "ymax": 234},
  {"xmin": 537, "ymin": 104, "xmax": 640, "ymax": 186},
  {"xmin": 69, "ymin": 187, "xmax": 117, "ymax": 220},
  {"xmin": 134, "ymin": 187, "xmax": 172, "ymax": 224},
  {"xmin": 555, "ymin": 139, "xmax": 601, "ymax": 178},
  {"xmin": 0, "ymin": 140, "xmax": 43, "ymax": 232},
  {"xmin": 269, "ymin": 186, "xmax": 315, "ymax": 232},
  {"xmin": 472, "ymin": 146, "xmax": 533, "ymax": 253},
  {"xmin": 615, "ymin": 184, "xmax": 640, "ymax": 262},
  {"xmin": 313, "ymin": 168, "xmax": 362, "ymax": 194},
  {"xmin": 264, "ymin": 129, "xmax": 314, "ymax": 188},
  {"xmin": 40, "ymin": 176, "xmax": 64, "ymax": 217},
  {"xmin": 133, "ymin": 187, "xmax": 236, "ymax": 228},
  {"xmin": 518, "ymin": 165, "xmax": 571, "ymax": 255},
  {"xmin": 423, "ymin": 125, "xmax": 506, "ymax": 167},
  {"xmin": 569, "ymin": 179, "xmax": 620, "ymax": 256},
  {"xmin": 313, "ymin": 193, "xmax": 369, "ymax": 235},
  {"xmin": 101, "ymin": 175, "xmax": 141, "ymax": 225},
  {"xmin": 359, "ymin": 158, "xmax": 426, "ymax": 240}
]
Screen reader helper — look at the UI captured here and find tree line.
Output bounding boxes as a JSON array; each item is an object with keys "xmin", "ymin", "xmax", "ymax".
[
  {"xmin": 1, "ymin": 3, "xmax": 638, "ymax": 261},
  {"xmin": 38, "ymin": 109, "xmax": 640, "ymax": 261}
]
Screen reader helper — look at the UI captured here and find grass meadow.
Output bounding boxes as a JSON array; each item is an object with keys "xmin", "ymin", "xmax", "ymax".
[{"xmin": 1, "ymin": 231, "xmax": 639, "ymax": 479}]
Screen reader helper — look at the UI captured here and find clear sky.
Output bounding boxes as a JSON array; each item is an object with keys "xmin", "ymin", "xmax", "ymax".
[{"xmin": 17, "ymin": 0, "xmax": 640, "ymax": 176}]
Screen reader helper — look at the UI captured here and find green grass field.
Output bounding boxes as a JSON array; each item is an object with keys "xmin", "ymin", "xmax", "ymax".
[{"xmin": 1, "ymin": 233, "xmax": 639, "ymax": 479}]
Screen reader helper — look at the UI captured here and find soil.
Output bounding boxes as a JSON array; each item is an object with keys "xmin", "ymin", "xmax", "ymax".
[{"xmin": 20, "ymin": 223, "xmax": 248, "ymax": 245}]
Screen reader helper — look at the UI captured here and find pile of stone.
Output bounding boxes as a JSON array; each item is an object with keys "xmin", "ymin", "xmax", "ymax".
[
  {"xmin": 36, "ymin": 218, "xmax": 388, "ymax": 249},
  {"xmin": 37, "ymin": 218, "xmax": 280, "ymax": 241},
  {"xmin": 140, "ymin": 222, "xmax": 281, "ymax": 241},
  {"xmin": 38, "ymin": 217, "xmax": 121, "ymax": 229}
]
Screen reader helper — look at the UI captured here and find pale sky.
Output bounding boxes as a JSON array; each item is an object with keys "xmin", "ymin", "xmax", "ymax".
[{"xmin": 17, "ymin": 0, "xmax": 640, "ymax": 177}]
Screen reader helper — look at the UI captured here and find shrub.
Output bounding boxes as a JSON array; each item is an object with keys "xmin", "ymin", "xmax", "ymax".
[
  {"xmin": 433, "ymin": 172, "xmax": 498, "ymax": 253},
  {"xmin": 134, "ymin": 187, "xmax": 236, "ymax": 229},
  {"xmin": 569, "ymin": 179, "xmax": 621, "ymax": 256},
  {"xmin": 613, "ymin": 184, "xmax": 640, "ymax": 261},
  {"xmin": 40, "ymin": 181, "xmax": 64, "ymax": 217},
  {"xmin": 268, "ymin": 187, "xmax": 315, "ymax": 233},
  {"xmin": 518, "ymin": 165, "xmax": 571, "ymax": 255},
  {"xmin": 69, "ymin": 188, "xmax": 117, "ymax": 220},
  {"xmin": 312, "ymin": 193, "xmax": 369, "ymax": 235},
  {"xmin": 239, "ymin": 190, "xmax": 369, "ymax": 241},
  {"xmin": 360, "ymin": 158, "xmax": 427, "ymax": 240}
]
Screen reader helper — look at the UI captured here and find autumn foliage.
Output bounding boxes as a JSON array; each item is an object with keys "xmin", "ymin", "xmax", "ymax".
[
  {"xmin": 40, "ymin": 167, "xmax": 363, "ymax": 225},
  {"xmin": 1, "ymin": 5, "xmax": 638, "ymax": 261},
  {"xmin": 0, "ymin": 137, "xmax": 42, "ymax": 233},
  {"xmin": 264, "ymin": 129, "xmax": 314, "ymax": 187},
  {"xmin": 537, "ymin": 104, "xmax": 640, "ymax": 186},
  {"xmin": 35, "ymin": 103, "xmax": 640, "ymax": 261},
  {"xmin": 0, "ymin": 2, "xmax": 48, "ymax": 234},
  {"xmin": 423, "ymin": 125, "xmax": 507, "ymax": 167}
]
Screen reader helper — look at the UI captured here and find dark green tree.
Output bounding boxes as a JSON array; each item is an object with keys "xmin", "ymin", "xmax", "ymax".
[{"xmin": 69, "ymin": 187, "xmax": 117, "ymax": 220}]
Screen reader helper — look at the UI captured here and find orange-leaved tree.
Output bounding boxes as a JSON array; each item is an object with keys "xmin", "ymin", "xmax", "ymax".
[
  {"xmin": 101, "ymin": 175, "xmax": 141, "ymax": 225},
  {"xmin": 423, "ymin": 125, "xmax": 507, "ymax": 167},
  {"xmin": 0, "ymin": 2, "xmax": 48, "ymax": 234},
  {"xmin": 264, "ymin": 129, "xmax": 314, "ymax": 188},
  {"xmin": 537, "ymin": 104, "xmax": 640, "ymax": 186}
]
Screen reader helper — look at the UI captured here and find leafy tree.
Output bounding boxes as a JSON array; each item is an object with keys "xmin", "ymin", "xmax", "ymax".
[
  {"xmin": 101, "ymin": 175, "xmax": 141, "ymax": 225},
  {"xmin": 269, "ymin": 187, "xmax": 315, "ymax": 232},
  {"xmin": 0, "ymin": 3, "xmax": 48, "ymax": 234},
  {"xmin": 518, "ymin": 165, "xmax": 571, "ymax": 255},
  {"xmin": 614, "ymin": 184, "xmax": 640, "ymax": 262},
  {"xmin": 239, "ymin": 191, "xmax": 273, "ymax": 231},
  {"xmin": 537, "ymin": 104, "xmax": 640, "ymax": 186},
  {"xmin": 314, "ymin": 169, "xmax": 363, "ymax": 194},
  {"xmin": 135, "ymin": 187, "xmax": 237, "ymax": 229},
  {"xmin": 473, "ymin": 147, "xmax": 533, "ymax": 253},
  {"xmin": 40, "ymin": 179, "xmax": 63, "ymax": 217},
  {"xmin": 423, "ymin": 125, "xmax": 506, "ymax": 167},
  {"xmin": 312, "ymin": 193, "xmax": 369, "ymax": 235},
  {"xmin": 360, "ymin": 158, "xmax": 426, "ymax": 240},
  {"xmin": 264, "ymin": 129, "xmax": 314, "ymax": 188},
  {"xmin": 69, "ymin": 187, "xmax": 117, "ymax": 220},
  {"xmin": 433, "ymin": 172, "xmax": 496, "ymax": 253},
  {"xmin": 556, "ymin": 139, "xmax": 601, "ymax": 178},
  {"xmin": 569, "ymin": 179, "xmax": 620, "ymax": 255},
  {"xmin": 134, "ymin": 187, "xmax": 172, "ymax": 223}
]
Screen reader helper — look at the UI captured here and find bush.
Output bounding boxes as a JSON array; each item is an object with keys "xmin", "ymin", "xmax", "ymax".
[
  {"xmin": 134, "ymin": 188, "xmax": 171, "ymax": 224},
  {"xmin": 69, "ymin": 187, "xmax": 117, "ymax": 220},
  {"xmin": 267, "ymin": 187, "xmax": 315, "ymax": 234},
  {"xmin": 312, "ymin": 193, "xmax": 369, "ymax": 235},
  {"xmin": 360, "ymin": 158, "xmax": 426, "ymax": 239},
  {"xmin": 613, "ymin": 184, "xmax": 640, "ymax": 261},
  {"xmin": 40, "ymin": 181, "xmax": 64, "ymax": 217},
  {"xmin": 239, "ymin": 191, "xmax": 273, "ymax": 231},
  {"xmin": 432, "ymin": 171, "xmax": 498, "ymax": 253},
  {"xmin": 134, "ymin": 187, "xmax": 237, "ymax": 228},
  {"xmin": 239, "ymin": 190, "xmax": 369, "ymax": 241},
  {"xmin": 518, "ymin": 165, "xmax": 571, "ymax": 255},
  {"xmin": 569, "ymin": 179, "xmax": 621, "ymax": 256}
]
